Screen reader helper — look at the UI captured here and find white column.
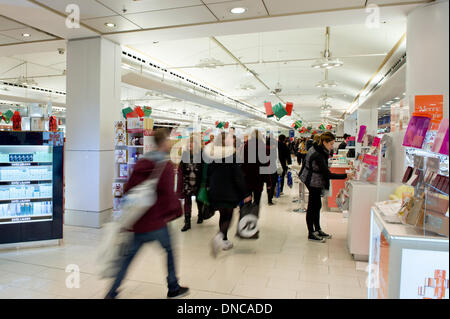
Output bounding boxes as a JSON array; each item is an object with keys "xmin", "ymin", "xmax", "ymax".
[
  {"xmin": 65, "ymin": 37, "xmax": 121, "ymax": 228},
  {"xmin": 406, "ymin": 0, "xmax": 449, "ymax": 118}
]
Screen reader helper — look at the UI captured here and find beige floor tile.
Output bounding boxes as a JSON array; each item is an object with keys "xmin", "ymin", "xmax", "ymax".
[
  {"xmin": 267, "ymin": 277, "xmax": 330, "ymax": 295},
  {"xmin": 329, "ymin": 283, "xmax": 367, "ymax": 299},
  {"xmin": 232, "ymin": 284, "xmax": 296, "ymax": 299}
]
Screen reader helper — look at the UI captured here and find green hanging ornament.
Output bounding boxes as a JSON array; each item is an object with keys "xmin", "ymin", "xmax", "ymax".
[
  {"xmin": 143, "ymin": 106, "xmax": 152, "ymax": 117},
  {"xmin": 3, "ymin": 110, "xmax": 13, "ymax": 124},
  {"xmin": 121, "ymin": 107, "xmax": 134, "ymax": 119},
  {"xmin": 272, "ymin": 103, "xmax": 288, "ymax": 119}
]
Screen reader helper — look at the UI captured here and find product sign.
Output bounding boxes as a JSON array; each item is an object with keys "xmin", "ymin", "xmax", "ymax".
[
  {"xmin": 414, "ymin": 95, "xmax": 444, "ymax": 130},
  {"xmin": 400, "ymin": 249, "xmax": 449, "ymax": 299}
]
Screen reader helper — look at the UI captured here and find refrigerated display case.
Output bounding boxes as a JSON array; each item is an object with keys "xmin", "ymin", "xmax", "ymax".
[{"xmin": 0, "ymin": 131, "xmax": 63, "ymax": 245}]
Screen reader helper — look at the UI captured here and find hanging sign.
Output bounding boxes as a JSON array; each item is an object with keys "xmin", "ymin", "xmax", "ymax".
[{"xmin": 414, "ymin": 95, "xmax": 443, "ymax": 131}]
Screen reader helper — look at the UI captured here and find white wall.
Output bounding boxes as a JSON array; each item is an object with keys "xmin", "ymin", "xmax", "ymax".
[{"xmin": 406, "ymin": 0, "xmax": 449, "ymax": 118}]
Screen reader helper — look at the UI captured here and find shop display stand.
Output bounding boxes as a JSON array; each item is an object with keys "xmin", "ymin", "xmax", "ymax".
[
  {"xmin": 112, "ymin": 118, "xmax": 154, "ymax": 219},
  {"xmin": 367, "ymin": 127, "xmax": 449, "ymax": 299}
]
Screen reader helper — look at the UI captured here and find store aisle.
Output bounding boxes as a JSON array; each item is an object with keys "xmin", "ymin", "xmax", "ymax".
[{"xmin": 0, "ymin": 184, "xmax": 368, "ymax": 299}]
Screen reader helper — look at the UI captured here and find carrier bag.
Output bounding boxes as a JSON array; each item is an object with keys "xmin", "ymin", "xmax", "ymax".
[
  {"xmin": 287, "ymin": 170, "xmax": 293, "ymax": 188},
  {"xmin": 97, "ymin": 160, "xmax": 167, "ymax": 279},
  {"xmin": 237, "ymin": 202, "xmax": 259, "ymax": 239}
]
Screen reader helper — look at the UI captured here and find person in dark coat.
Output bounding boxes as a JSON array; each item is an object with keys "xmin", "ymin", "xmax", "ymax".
[
  {"xmin": 306, "ymin": 134, "xmax": 315, "ymax": 151},
  {"xmin": 278, "ymin": 134, "xmax": 292, "ymax": 195},
  {"xmin": 105, "ymin": 129, "xmax": 189, "ymax": 299},
  {"xmin": 338, "ymin": 134, "xmax": 350, "ymax": 150},
  {"xmin": 264, "ymin": 135, "xmax": 278, "ymax": 205},
  {"xmin": 299, "ymin": 132, "xmax": 354, "ymax": 242},
  {"xmin": 240, "ymin": 130, "xmax": 265, "ymax": 205},
  {"xmin": 179, "ymin": 134, "xmax": 204, "ymax": 232},
  {"xmin": 204, "ymin": 132, "xmax": 251, "ymax": 257}
]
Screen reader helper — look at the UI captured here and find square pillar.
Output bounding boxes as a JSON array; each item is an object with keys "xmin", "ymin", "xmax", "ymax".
[{"xmin": 64, "ymin": 37, "xmax": 121, "ymax": 228}]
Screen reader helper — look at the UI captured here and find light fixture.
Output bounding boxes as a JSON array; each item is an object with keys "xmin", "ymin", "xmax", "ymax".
[
  {"xmin": 22, "ymin": 33, "xmax": 31, "ymax": 37},
  {"xmin": 104, "ymin": 22, "xmax": 116, "ymax": 28},
  {"xmin": 230, "ymin": 7, "xmax": 247, "ymax": 14},
  {"xmin": 311, "ymin": 27, "xmax": 343, "ymax": 69},
  {"xmin": 316, "ymin": 69, "xmax": 338, "ymax": 88}
]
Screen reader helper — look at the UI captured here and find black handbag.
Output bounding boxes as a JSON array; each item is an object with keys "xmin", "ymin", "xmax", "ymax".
[{"xmin": 200, "ymin": 203, "xmax": 215, "ymax": 220}]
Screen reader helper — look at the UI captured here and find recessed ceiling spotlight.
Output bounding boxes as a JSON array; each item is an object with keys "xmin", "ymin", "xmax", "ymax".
[
  {"xmin": 230, "ymin": 7, "xmax": 247, "ymax": 14},
  {"xmin": 22, "ymin": 33, "xmax": 31, "ymax": 37},
  {"xmin": 104, "ymin": 22, "xmax": 116, "ymax": 28}
]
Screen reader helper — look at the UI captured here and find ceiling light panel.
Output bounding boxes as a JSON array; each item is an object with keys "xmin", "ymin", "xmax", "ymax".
[
  {"xmin": 35, "ymin": 0, "xmax": 117, "ymax": 20},
  {"xmin": 263, "ymin": 0, "xmax": 365, "ymax": 16},
  {"xmin": 124, "ymin": 6, "xmax": 217, "ymax": 29},
  {"xmin": 206, "ymin": 1, "xmax": 267, "ymax": 21},
  {"xmin": 97, "ymin": 0, "xmax": 202, "ymax": 15},
  {"xmin": 82, "ymin": 16, "xmax": 141, "ymax": 33},
  {"xmin": 0, "ymin": 28, "xmax": 54, "ymax": 42}
]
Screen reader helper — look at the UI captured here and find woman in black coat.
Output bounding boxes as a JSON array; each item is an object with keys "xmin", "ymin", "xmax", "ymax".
[
  {"xmin": 179, "ymin": 134, "xmax": 204, "ymax": 232},
  {"xmin": 300, "ymin": 132, "xmax": 354, "ymax": 242},
  {"xmin": 204, "ymin": 132, "xmax": 251, "ymax": 257}
]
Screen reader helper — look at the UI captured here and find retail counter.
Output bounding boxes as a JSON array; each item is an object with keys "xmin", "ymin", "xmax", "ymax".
[
  {"xmin": 347, "ymin": 182, "xmax": 402, "ymax": 261},
  {"xmin": 368, "ymin": 206, "xmax": 449, "ymax": 299},
  {"xmin": 327, "ymin": 164, "xmax": 350, "ymax": 210}
]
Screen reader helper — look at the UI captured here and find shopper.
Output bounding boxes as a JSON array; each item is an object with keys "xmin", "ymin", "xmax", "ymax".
[
  {"xmin": 299, "ymin": 138, "xmax": 308, "ymax": 166},
  {"xmin": 299, "ymin": 132, "xmax": 353, "ymax": 242},
  {"xmin": 338, "ymin": 134, "xmax": 350, "ymax": 150},
  {"xmin": 278, "ymin": 134, "xmax": 292, "ymax": 195},
  {"xmin": 204, "ymin": 132, "xmax": 251, "ymax": 257},
  {"xmin": 264, "ymin": 134, "xmax": 278, "ymax": 205},
  {"xmin": 306, "ymin": 134, "xmax": 315, "ymax": 150},
  {"xmin": 241, "ymin": 130, "xmax": 265, "ymax": 206},
  {"xmin": 179, "ymin": 134, "xmax": 204, "ymax": 232},
  {"xmin": 105, "ymin": 129, "xmax": 189, "ymax": 299}
]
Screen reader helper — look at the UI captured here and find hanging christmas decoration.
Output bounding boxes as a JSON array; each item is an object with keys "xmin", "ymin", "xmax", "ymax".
[
  {"xmin": 2, "ymin": 110, "xmax": 14, "ymax": 124},
  {"xmin": 264, "ymin": 101, "xmax": 274, "ymax": 117},
  {"xmin": 326, "ymin": 124, "xmax": 333, "ymax": 130},
  {"xmin": 318, "ymin": 124, "xmax": 326, "ymax": 130},
  {"xmin": 272, "ymin": 103, "xmax": 288, "ymax": 120},
  {"xmin": 49, "ymin": 115, "xmax": 58, "ymax": 132},
  {"xmin": 12, "ymin": 111, "xmax": 22, "ymax": 131},
  {"xmin": 285, "ymin": 102, "xmax": 294, "ymax": 116},
  {"xmin": 291, "ymin": 120, "xmax": 302, "ymax": 129}
]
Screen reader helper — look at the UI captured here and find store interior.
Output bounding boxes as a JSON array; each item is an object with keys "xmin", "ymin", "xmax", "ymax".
[{"xmin": 0, "ymin": 0, "xmax": 448, "ymax": 300}]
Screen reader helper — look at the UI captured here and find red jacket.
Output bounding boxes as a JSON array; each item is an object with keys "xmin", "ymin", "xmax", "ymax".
[{"xmin": 124, "ymin": 158, "xmax": 183, "ymax": 233}]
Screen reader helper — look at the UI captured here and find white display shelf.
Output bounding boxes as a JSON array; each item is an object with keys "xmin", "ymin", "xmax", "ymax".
[{"xmin": 368, "ymin": 206, "xmax": 449, "ymax": 299}]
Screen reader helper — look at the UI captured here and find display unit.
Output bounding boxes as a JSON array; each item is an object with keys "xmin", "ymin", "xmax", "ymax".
[
  {"xmin": 0, "ymin": 131, "xmax": 63, "ymax": 245},
  {"xmin": 368, "ymin": 207, "xmax": 448, "ymax": 299},
  {"xmin": 347, "ymin": 181, "xmax": 402, "ymax": 261}
]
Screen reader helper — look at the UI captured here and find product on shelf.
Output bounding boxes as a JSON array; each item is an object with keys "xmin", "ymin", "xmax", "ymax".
[
  {"xmin": 115, "ymin": 150, "xmax": 127, "ymax": 163},
  {"xmin": 112, "ymin": 183, "xmax": 124, "ymax": 197},
  {"xmin": 403, "ymin": 112, "xmax": 432, "ymax": 148},
  {"xmin": 357, "ymin": 125, "xmax": 366, "ymax": 143},
  {"xmin": 119, "ymin": 164, "xmax": 128, "ymax": 178},
  {"xmin": 432, "ymin": 118, "xmax": 449, "ymax": 155}
]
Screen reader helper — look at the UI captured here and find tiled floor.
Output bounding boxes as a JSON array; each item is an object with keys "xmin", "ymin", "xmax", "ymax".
[{"xmin": 0, "ymin": 183, "xmax": 368, "ymax": 299}]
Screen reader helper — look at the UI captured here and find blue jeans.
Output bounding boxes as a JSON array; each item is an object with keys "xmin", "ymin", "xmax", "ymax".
[{"xmin": 107, "ymin": 226, "xmax": 180, "ymax": 296}]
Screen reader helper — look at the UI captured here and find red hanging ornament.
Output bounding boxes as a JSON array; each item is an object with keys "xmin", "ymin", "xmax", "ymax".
[
  {"xmin": 285, "ymin": 102, "xmax": 294, "ymax": 116},
  {"xmin": 49, "ymin": 115, "xmax": 58, "ymax": 132},
  {"xmin": 12, "ymin": 111, "xmax": 22, "ymax": 131}
]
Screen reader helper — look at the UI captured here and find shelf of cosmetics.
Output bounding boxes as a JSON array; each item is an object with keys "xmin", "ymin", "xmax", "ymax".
[
  {"xmin": 0, "ymin": 151, "xmax": 52, "ymax": 163},
  {"xmin": 0, "ymin": 166, "xmax": 52, "ymax": 182},
  {"xmin": 0, "ymin": 201, "xmax": 53, "ymax": 218},
  {"xmin": 0, "ymin": 183, "xmax": 52, "ymax": 201}
]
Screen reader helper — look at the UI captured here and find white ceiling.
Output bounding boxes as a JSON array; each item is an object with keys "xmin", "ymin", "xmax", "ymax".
[
  {"xmin": 0, "ymin": 0, "xmax": 421, "ymax": 126},
  {"xmin": 0, "ymin": 15, "xmax": 57, "ymax": 45}
]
